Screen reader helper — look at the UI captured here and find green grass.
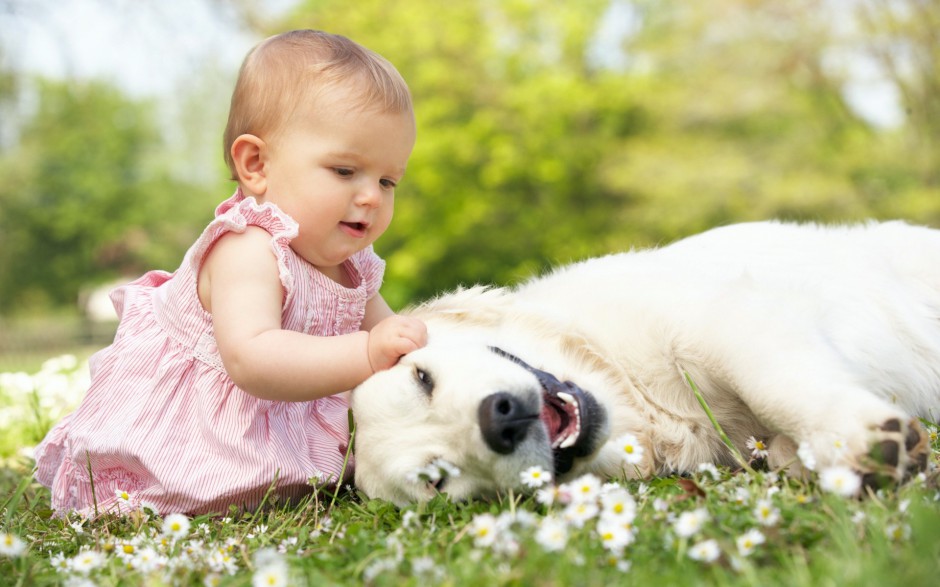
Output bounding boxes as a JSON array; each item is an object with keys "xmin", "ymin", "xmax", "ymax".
[
  {"xmin": 3, "ymin": 447, "xmax": 939, "ymax": 585},
  {"xmin": 2, "ymin": 357, "xmax": 939, "ymax": 585}
]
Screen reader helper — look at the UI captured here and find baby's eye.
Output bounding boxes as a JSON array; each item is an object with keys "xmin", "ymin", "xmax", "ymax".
[
  {"xmin": 380, "ymin": 178, "xmax": 397, "ymax": 189},
  {"xmin": 333, "ymin": 167, "xmax": 354, "ymax": 177}
]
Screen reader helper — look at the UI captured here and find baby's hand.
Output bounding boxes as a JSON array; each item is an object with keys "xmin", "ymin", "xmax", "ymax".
[{"xmin": 366, "ymin": 315, "xmax": 428, "ymax": 372}]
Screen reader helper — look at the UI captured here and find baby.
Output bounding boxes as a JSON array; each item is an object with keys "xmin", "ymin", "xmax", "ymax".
[{"xmin": 33, "ymin": 30, "xmax": 427, "ymax": 516}]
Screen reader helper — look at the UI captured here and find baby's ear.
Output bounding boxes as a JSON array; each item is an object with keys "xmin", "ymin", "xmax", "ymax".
[{"xmin": 230, "ymin": 134, "xmax": 268, "ymax": 197}]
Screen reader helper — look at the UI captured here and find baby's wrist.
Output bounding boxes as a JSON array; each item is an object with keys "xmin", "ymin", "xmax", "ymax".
[{"xmin": 363, "ymin": 330, "xmax": 377, "ymax": 374}]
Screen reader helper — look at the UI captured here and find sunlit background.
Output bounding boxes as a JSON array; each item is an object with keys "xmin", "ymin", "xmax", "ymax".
[{"xmin": 0, "ymin": 0, "xmax": 937, "ymax": 369}]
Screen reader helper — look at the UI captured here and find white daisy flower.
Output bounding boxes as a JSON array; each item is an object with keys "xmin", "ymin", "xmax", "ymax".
[
  {"xmin": 50, "ymin": 552, "xmax": 70, "ymax": 573},
  {"xmin": 797, "ymin": 441, "xmax": 817, "ymax": 471},
  {"xmin": 70, "ymin": 550, "xmax": 106, "ymax": 575},
  {"xmin": 534, "ymin": 516, "xmax": 569, "ymax": 552},
  {"xmin": 163, "ymin": 513, "xmax": 191, "ymax": 539},
  {"xmin": 614, "ymin": 433, "xmax": 645, "ymax": 465},
  {"xmin": 819, "ymin": 466, "xmax": 861, "ymax": 497},
  {"xmin": 519, "ymin": 465, "xmax": 551, "ymax": 488},
  {"xmin": 735, "ymin": 528, "xmax": 766, "ymax": 556},
  {"xmin": 114, "ymin": 488, "xmax": 132, "ymax": 502},
  {"xmin": 252, "ymin": 561, "xmax": 289, "ymax": 587},
  {"xmin": 564, "ymin": 500, "xmax": 600, "ymax": 528},
  {"xmin": 596, "ymin": 518, "xmax": 635, "ymax": 552},
  {"xmin": 430, "ymin": 458, "xmax": 462, "ymax": 479},
  {"xmin": 746, "ymin": 436, "xmax": 769, "ymax": 459},
  {"xmin": 468, "ymin": 513, "xmax": 499, "ymax": 548},
  {"xmin": 600, "ymin": 487, "xmax": 637, "ymax": 522},
  {"xmin": 754, "ymin": 499, "xmax": 781, "ymax": 527},
  {"xmin": 535, "ymin": 486, "xmax": 559, "ymax": 506},
  {"xmin": 696, "ymin": 463, "xmax": 720, "ymax": 478},
  {"xmin": 0, "ymin": 533, "xmax": 26, "ymax": 557},
  {"xmin": 688, "ymin": 539, "xmax": 721, "ymax": 562},
  {"xmin": 885, "ymin": 523, "xmax": 911, "ymax": 542},
  {"xmin": 566, "ymin": 473, "xmax": 603, "ymax": 503},
  {"xmin": 673, "ymin": 507, "xmax": 710, "ymax": 538}
]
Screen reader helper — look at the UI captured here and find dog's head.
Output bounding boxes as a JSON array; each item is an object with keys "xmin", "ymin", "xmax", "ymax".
[{"xmin": 351, "ymin": 344, "xmax": 609, "ymax": 505}]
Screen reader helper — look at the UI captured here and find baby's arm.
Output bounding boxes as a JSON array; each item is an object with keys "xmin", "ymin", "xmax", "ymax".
[{"xmin": 200, "ymin": 227, "xmax": 419, "ymax": 401}]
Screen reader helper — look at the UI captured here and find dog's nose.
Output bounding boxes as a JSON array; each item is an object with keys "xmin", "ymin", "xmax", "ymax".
[{"xmin": 478, "ymin": 392, "xmax": 537, "ymax": 454}]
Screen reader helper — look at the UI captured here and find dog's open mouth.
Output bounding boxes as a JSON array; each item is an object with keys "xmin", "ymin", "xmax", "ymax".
[
  {"xmin": 489, "ymin": 347, "xmax": 605, "ymax": 477},
  {"xmin": 541, "ymin": 385, "xmax": 582, "ymax": 450}
]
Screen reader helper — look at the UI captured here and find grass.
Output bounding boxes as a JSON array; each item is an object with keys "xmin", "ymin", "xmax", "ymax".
[{"xmin": 2, "ymin": 357, "xmax": 939, "ymax": 585}]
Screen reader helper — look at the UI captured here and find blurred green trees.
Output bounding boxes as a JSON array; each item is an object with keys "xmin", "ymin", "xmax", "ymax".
[
  {"xmin": 0, "ymin": 0, "xmax": 937, "ymax": 315},
  {"xmin": 0, "ymin": 81, "xmax": 217, "ymax": 313}
]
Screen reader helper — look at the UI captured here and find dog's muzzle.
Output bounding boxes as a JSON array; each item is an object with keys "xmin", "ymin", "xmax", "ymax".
[{"xmin": 486, "ymin": 347, "xmax": 606, "ymax": 476}]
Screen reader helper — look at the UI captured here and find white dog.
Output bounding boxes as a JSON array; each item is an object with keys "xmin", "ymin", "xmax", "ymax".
[{"xmin": 352, "ymin": 221, "xmax": 938, "ymax": 505}]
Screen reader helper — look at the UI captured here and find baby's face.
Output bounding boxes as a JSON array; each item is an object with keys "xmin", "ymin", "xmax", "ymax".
[{"xmin": 259, "ymin": 91, "xmax": 416, "ymax": 274}]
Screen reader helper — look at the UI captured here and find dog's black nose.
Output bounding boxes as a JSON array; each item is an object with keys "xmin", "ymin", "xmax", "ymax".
[{"xmin": 478, "ymin": 392, "xmax": 537, "ymax": 455}]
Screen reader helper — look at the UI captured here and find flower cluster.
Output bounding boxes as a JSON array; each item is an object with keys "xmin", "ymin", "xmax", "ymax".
[
  {"xmin": 0, "ymin": 354, "xmax": 89, "ymax": 457},
  {"xmin": 23, "ymin": 509, "xmax": 328, "ymax": 586}
]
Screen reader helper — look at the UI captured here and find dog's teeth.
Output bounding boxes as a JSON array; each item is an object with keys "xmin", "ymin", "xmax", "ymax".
[
  {"xmin": 557, "ymin": 392, "xmax": 575, "ymax": 405},
  {"xmin": 559, "ymin": 434, "xmax": 577, "ymax": 449}
]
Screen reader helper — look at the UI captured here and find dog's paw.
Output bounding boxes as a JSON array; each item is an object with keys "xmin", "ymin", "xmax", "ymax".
[{"xmin": 858, "ymin": 418, "xmax": 929, "ymax": 490}]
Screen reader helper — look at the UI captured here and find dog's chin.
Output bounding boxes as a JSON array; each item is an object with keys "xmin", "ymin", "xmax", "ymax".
[{"xmin": 538, "ymin": 379, "xmax": 608, "ymax": 480}]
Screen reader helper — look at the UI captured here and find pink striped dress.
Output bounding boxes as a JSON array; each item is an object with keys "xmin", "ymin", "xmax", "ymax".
[{"xmin": 34, "ymin": 190, "xmax": 384, "ymax": 516}]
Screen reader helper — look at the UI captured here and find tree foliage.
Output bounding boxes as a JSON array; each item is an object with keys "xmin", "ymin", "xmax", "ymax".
[
  {"xmin": 275, "ymin": 0, "xmax": 940, "ymax": 307},
  {"xmin": 0, "ymin": 81, "xmax": 215, "ymax": 313},
  {"xmin": 0, "ymin": 0, "xmax": 937, "ymax": 314}
]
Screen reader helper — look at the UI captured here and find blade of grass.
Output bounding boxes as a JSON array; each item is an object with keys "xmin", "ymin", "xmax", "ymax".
[{"xmin": 684, "ymin": 371, "xmax": 754, "ymax": 474}]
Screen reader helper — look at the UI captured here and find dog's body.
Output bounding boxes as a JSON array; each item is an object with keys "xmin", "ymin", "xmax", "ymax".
[{"xmin": 352, "ymin": 221, "xmax": 939, "ymax": 505}]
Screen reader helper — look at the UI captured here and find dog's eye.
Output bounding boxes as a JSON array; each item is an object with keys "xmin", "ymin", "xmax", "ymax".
[{"xmin": 415, "ymin": 367, "xmax": 434, "ymax": 394}]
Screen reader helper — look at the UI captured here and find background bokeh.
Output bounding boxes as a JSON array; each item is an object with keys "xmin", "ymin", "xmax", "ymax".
[{"xmin": 0, "ymin": 0, "xmax": 937, "ymax": 360}]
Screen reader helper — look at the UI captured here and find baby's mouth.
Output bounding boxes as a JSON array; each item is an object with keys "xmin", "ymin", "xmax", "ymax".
[{"xmin": 341, "ymin": 221, "xmax": 368, "ymax": 234}]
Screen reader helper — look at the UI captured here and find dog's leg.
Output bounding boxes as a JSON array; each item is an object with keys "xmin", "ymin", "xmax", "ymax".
[{"xmin": 691, "ymin": 313, "xmax": 931, "ymax": 486}]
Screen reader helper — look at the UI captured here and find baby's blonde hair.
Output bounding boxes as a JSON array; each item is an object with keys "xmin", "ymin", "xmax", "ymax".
[{"xmin": 223, "ymin": 29, "xmax": 413, "ymax": 180}]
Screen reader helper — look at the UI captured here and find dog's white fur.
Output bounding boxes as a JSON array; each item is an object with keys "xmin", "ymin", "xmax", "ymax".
[{"xmin": 352, "ymin": 221, "xmax": 940, "ymax": 505}]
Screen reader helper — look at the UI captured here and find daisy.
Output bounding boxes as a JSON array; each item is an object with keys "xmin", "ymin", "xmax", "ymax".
[
  {"xmin": 688, "ymin": 539, "xmax": 721, "ymax": 562},
  {"xmin": 746, "ymin": 436, "xmax": 769, "ymax": 459},
  {"xmin": 735, "ymin": 528, "xmax": 766, "ymax": 556},
  {"xmin": 596, "ymin": 518, "xmax": 635, "ymax": 552},
  {"xmin": 130, "ymin": 546, "xmax": 164, "ymax": 573},
  {"xmin": 732, "ymin": 487, "xmax": 751, "ymax": 505},
  {"xmin": 430, "ymin": 457, "xmax": 461, "ymax": 479},
  {"xmin": 70, "ymin": 550, "xmax": 106, "ymax": 575},
  {"xmin": 50, "ymin": 552, "xmax": 70, "ymax": 573},
  {"xmin": 163, "ymin": 513, "xmax": 191, "ymax": 539},
  {"xmin": 469, "ymin": 513, "xmax": 499, "ymax": 548},
  {"xmin": 797, "ymin": 441, "xmax": 817, "ymax": 471},
  {"xmin": 673, "ymin": 507, "xmax": 710, "ymax": 538},
  {"xmin": 696, "ymin": 463, "xmax": 720, "ymax": 479},
  {"xmin": 520, "ymin": 465, "xmax": 552, "ymax": 488},
  {"xmin": 566, "ymin": 473, "xmax": 603, "ymax": 503},
  {"xmin": 115, "ymin": 488, "xmax": 132, "ymax": 503},
  {"xmin": 535, "ymin": 516, "xmax": 569, "ymax": 552},
  {"xmin": 600, "ymin": 487, "xmax": 637, "ymax": 522},
  {"xmin": 614, "ymin": 433, "xmax": 645, "ymax": 465},
  {"xmin": 252, "ymin": 561, "xmax": 289, "ymax": 587},
  {"xmin": 885, "ymin": 523, "xmax": 911, "ymax": 542},
  {"xmin": 0, "ymin": 532, "xmax": 26, "ymax": 557},
  {"xmin": 535, "ymin": 485, "xmax": 559, "ymax": 506},
  {"xmin": 564, "ymin": 500, "xmax": 600, "ymax": 528},
  {"xmin": 819, "ymin": 466, "xmax": 861, "ymax": 497},
  {"xmin": 753, "ymin": 499, "xmax": 781, "ymax": 527}
]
